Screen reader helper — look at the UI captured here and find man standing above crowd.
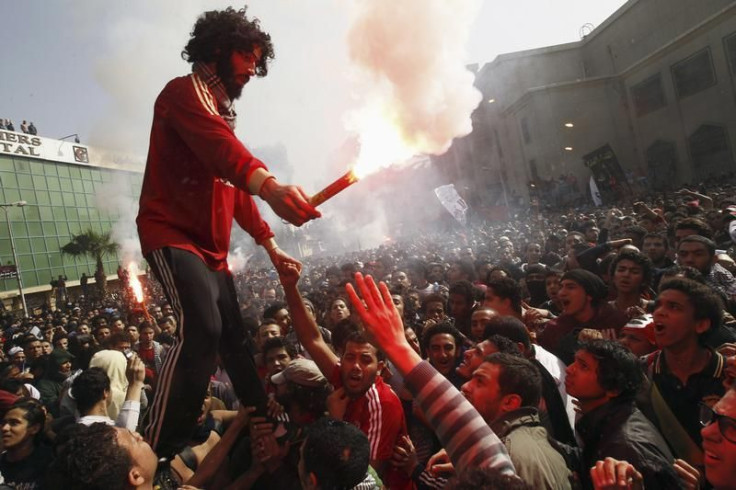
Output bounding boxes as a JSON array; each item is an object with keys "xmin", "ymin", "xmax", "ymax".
[{"xmin": 136, "ymin": 7, "xmax": 320, "ymax": 458}]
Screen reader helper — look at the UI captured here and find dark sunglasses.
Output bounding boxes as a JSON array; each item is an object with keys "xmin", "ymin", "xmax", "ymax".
[{"xmin": 699, "ymin": 403, "xmax": 736, "ymax": 444}]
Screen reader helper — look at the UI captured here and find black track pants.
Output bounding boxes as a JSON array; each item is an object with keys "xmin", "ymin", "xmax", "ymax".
[{"xmin": 143, "ymin": 247, "xmax": 266, "ymax": 457}]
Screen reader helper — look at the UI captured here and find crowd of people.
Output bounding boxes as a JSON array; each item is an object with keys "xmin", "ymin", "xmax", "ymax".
[
  {"xmin": 3, "ymin": 6, "xmax": 736, "ymax": 490},
  {"xmin": 0, "ymin": 179, "xmax": 735, "ymax": 488},
  {"xmin": 0, "ymin": 119, "xmax": 37, "ymax": 135}
]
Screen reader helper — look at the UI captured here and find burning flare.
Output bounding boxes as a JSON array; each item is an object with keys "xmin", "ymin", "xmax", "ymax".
[{"xmin": 127, "ymin": 263, "xmax": 144, "ymax": 303}]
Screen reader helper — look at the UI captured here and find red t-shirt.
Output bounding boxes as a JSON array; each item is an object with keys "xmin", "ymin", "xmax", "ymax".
[{"xmin": 331, "ymin": 365, "xmax": 414, "ymax": 490}]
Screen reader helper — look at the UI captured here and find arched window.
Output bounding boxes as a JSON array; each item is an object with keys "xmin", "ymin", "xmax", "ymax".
[{"xmin": 645, "ymin": 140, "xmax": 677, "ymax": 190}]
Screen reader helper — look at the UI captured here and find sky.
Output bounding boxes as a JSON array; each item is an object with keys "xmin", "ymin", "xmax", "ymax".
[{"xmin": 1, "ymin": 0, "xmax": 629, "ymax": 189}]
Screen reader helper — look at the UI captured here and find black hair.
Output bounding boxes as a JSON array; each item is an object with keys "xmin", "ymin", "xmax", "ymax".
[
  {"xmin": 284, "ymin": 381, "xmax": 331, "ymax": 420},
  {"xmin": 343, "ymin": 330, "xmax": 385, "ymax": 362},
  {"xmin": 623, "ymin": 225, "xmax": 648, "ymax": 241},
  {"xmin": 262, "ymin": 336, "xmax": 298, "ymax": 360},
  {"xmin": 331, "ymin": 319, "xmax": 362, "ymax": 354},
  {"xmin": 525, "ymin": 264, "xmax": 547, "ymax": 277},
  {"xmin": 448, "ymin": 280, "xmax": 476, "ymax": 305},
  {"xmin": 485, "ymin": 334, "xmax": 523, "ymax": 356},
  {"xmin": 485, "ymin": 277, "xmax": 523, "ymax": 315},
  {"xmin": 50, "ymin": 423, "xmax": 132, "ymax": 490},
  {"xmin": 182, "ymin": 7, "xmax": 274, "ymax": 77},
  {"xmin": 302, "ymin": 417, "xmax": 370, "ymax": 490},
  {"xmin": 421, "ymin": 321, "xmax": 462, "ymax": 351},
  {"xmin": 72, "ymin": 368, "xmax": 111, "ymax": 415},
  {"xmin": 610, "ymin": 250, "xmax": 653, "ymax": 292},
  {"xmin": 659, "ymin": 265, "xmax": 706, "ymax": 284},
  {"xmin": 483, "ymin": 353, "xmax": 541, "ymax": 408},
  {"xmin": 407, "ymin": 259, "xmax": 428, "ymax": 279},
  {"xmin": 657, "ymin": 277, "xmax": 724, "ymax": 340},
  {"xmin": 483, "ymin": 316, "xmax": 531, "ymax": 350},
  {"xmin": 107, "ymin": 331, "xmax": 132, "ymax": 348},
  {"xmin": 450, "ymin": 259, "xmax": 477, "ymax": 282},
  {"xmin": 675, "ymin": 218, "xmax": 712, "ymax": 239},
  {"xmin": 678, "ymin": 235, "xmax": 717, "ymax": 257},
  {"xmin": 579, "ymin": 340, "xmax": 643, "ymax": 399},
  {"xmin": 263, "ymin": 302, "xmax": 288, "ymax": 321},
  {"xmin": 7, "ymin": 398, "xmax": 46, "ymax": 444},
  {"xmin": 421, "ymin": 294, "xmax": 446, "ymax": 313},
  {"xmin": 643, "ymin": 232, "xmax": 669, "ymax": 250}
]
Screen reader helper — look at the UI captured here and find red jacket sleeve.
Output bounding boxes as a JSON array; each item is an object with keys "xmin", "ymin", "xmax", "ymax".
[
  {"xmin": 159, "ymin": 75, "xmax": 267, "ymax": 192},
  {"xmin": 234, "ymin": 190, "xmax": 274, "ymax": 245}
]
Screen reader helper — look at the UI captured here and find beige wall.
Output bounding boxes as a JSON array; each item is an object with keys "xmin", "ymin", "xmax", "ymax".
[{"xmin": 448, "ymin": 0, "xmax": 736, "ymax": 205}]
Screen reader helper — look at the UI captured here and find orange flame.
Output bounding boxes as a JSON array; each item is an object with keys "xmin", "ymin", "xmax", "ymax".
[
  {"xmin": 351, "ymin": 105, "xmax": 419, "ymax": 179},
  {"xmin": 127, "ymin": 263, "xmax": 144, "ymax": 303}
]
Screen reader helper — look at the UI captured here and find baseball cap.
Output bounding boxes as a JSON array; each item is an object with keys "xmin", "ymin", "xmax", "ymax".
[
  {"xmin": 271, "ymin": 358, "xmax": 327, "ymax": 388},
  {"xmin": 622, "ymin": 314, "xmax": 655, "ymax": 345}
]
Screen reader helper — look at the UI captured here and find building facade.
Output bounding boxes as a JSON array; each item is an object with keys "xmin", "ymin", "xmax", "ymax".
[
  {"xmin": 0, "ymin": 129, "xmax": 142, "ymax": 309},
  {"xmin": 446, "ymin": 0, "xmax": 736, "ymax": 210}
]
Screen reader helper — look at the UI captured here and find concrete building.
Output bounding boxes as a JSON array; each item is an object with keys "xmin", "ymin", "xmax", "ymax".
[
  {"xmin": 0, "ymin": 129, "xmax": 143, "ymax": 311},
  {"xmin": 446, "ymin": 0, "xmax": 736, "ymax": 210}
]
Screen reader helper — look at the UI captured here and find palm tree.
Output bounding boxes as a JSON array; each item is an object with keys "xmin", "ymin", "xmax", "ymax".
[{"xmin": 61, "ymin": 230, "xmax": 119, "ymax": 296}]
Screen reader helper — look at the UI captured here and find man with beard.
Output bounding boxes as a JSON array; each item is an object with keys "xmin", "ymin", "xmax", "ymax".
[{"xmin": 137, "ymin": 7, "xmax": 320, "ymax": 458}]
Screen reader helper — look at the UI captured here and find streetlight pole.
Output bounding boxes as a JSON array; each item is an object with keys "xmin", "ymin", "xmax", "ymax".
[{"xmin": 1, "ymin": 201, "xmax": 28, "ymax": 317}]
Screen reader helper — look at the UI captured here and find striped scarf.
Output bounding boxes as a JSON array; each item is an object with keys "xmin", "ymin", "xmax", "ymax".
[{"xmin": 192, "ymin": 62, "xmax": 237, "ymax": 130}]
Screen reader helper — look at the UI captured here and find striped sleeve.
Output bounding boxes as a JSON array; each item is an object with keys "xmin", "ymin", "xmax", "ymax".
[{"xmin": 403, "ymin": 361, "xmax": 515, "ymax": 475}]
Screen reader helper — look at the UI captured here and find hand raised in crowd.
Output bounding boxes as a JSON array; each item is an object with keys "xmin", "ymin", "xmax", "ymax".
[
  {"xmin": 426, "ymin": 448, "xmax": 455, "ymax": 477},
  {"xmin": 267, "ymin": 247, "xmax": 302, "ymax": 277},
  {"xmin": 390, "ymin": 435, "xmax": 418, "ymax": 476},
  {"xmin": 277, "ymin": 261, "xmax": 301, "ymax": 290},
  {"xmin": 326, "ymin": 386, "xmax": 349, "ymax": 421},
  {"xmin": 673, "ymin": 458, "xmax": 701, "ymax": 490},
  {"xmin": 590, "ymin": 457, "xmax": 643, "ymax": 490},
  {"xmin": 260, "ymin": 179, "xmax": 321, "ymax": 227},
  {"xmin": 345, "ymin": 273, "xmax": 422, "ymax": 375},
  {"xmin": 125, "ymin": 352, "xmax": 145, "ymax": 385}
]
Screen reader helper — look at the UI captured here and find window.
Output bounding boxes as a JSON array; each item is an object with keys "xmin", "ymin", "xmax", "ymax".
[
  {"xmin": 631, "ymin": 73, "xmax": 667, "ymax": 116},
  {"xmin": 689, "ymin": 124, "xmax": 735, "ymax": 180},
  {"xmin": 671, "ymin": 48, "xmax": 716, "ymax": 99}
]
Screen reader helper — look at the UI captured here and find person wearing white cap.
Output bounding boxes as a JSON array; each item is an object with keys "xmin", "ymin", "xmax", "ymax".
[{"xmin": 618, "ymin": 315, "xmax": 657, "ymax": 357}]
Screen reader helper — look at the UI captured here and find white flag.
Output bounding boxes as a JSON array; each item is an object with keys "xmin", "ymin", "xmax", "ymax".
[
  {"xmin": 434, "ymin": 184, "xmax": 468, "ymax": 225},
  {"xmin": 589, "ymin": 176, "xmax": 603, "ymax": 207}
]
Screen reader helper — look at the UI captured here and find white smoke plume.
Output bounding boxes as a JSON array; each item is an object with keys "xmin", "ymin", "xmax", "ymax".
[
  {"xmin": 346, "ymin": 0, "xmax": 483, "ymax": 157},
  {"xmin": 94, "ymin": 173, "xmax": 142, "ymax": 266}
]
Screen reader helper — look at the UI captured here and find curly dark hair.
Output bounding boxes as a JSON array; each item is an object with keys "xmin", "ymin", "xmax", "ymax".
[
  {"xmin": 303, "ymin": 417, "xmax": 370, "ymax": 490},
  {"xmin": 50, "ymin": 423, "xmax": 132, "ymax": 490},
  {"xmin": 580, "ymin": 340, "xmax": 643, "ymax": 399},
  {"xmin": 182, "ymin": 7, "xmax": 274, "ymax": 77},
  {"xmin": 609, "ymin": 249, "xmax": 653, "ymax": 292},
  {"xmin": 657, "ymin": 277, "xmax": 724, "ymax": 340},
  {"xmin": 421, "ymin": 321, "xmax": 462, "ymax": 351}
]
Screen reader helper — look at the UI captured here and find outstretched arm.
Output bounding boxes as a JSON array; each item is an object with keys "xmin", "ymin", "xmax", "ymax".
[
  {"xmin": 278, "ymin": 263, "xmax": 339, "ymax": 377},
  {"xmin": 346, "ymin": 273, "xmax": 515, "ymax": 476}
]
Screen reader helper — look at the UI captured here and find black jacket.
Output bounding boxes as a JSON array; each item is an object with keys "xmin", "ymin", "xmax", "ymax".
[{"xmin": 576, "ymin": 398, "xmax": 681, "ymax": 490}]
